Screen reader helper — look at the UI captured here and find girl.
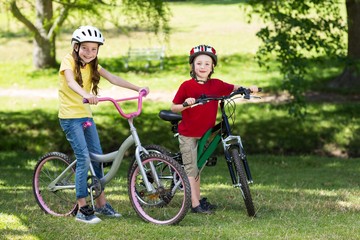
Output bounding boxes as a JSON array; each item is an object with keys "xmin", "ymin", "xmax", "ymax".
[
  {"xmin": 171, "ymin": 45, "xmax": 258, "ymax": 214},
  {"xmin": 59, "ymin": 26, "xmax": 149, "ymax": 224}
]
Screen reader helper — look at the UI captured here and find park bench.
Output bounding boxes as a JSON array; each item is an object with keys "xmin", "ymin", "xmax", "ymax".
[{"xmin": 125, "ymin": 46, "xmax": 166, "ymax": 70}]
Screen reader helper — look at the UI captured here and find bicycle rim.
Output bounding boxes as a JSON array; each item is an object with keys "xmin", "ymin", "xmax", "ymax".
[
  {"xmin": 128, "ymin": 153, "xmax": 191, "ymax": 225},
  {"xmin": 33, "ymin": 152, "xmax": 77, "ymax": 216},
  {"xmin": 230, "ymin": 148, "xmax": 256, "ymax": 217}
]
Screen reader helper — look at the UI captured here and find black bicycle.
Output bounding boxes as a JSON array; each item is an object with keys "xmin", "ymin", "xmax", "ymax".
[{"xmin": 145, "ymin": 87, "xmax": 261, "ymax": 217}]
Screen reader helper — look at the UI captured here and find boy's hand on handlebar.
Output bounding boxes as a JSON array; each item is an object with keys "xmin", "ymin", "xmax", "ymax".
[
  {"xmin": 249, "ymin": 85, "xmax": 259, "ymax": 93},
  {"xmin": 182, "ymin": 97, "xmax": 196, "ymax": 107}
]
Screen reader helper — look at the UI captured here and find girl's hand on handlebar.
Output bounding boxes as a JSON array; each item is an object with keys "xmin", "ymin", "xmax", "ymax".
[
  {"xmin": 139, "ymin": 87, "xmax": 150, "ymax": 96},
  {"xmin": 84, "ymin": 94, "xmax": 99, "ymax": 105}
]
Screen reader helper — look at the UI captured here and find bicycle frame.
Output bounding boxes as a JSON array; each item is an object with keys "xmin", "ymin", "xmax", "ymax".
[
  {"xmin": 196, "ymin": 99, "xmax": 253, "ymax": 184},
  {"xmin": 159, "ymin": 87, "xmax": 261, "ymax": 183},
  {"xmin": 34, "ymin": 90, "xmax": 192, "ymax": 224},
  {"xmin": 50, "ymin": 91, "xmax": 156, "ymax": 197},
  {"xmin": 156, "ymin": 87, "xmax": 259, "ymax": 217}
]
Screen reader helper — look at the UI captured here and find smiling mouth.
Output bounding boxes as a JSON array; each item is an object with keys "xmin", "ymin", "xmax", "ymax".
[{"xmin": 82, "ymin": 57, "xmax": 93, "ymax": 61}]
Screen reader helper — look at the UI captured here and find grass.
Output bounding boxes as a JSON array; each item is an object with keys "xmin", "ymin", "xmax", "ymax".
[
  {"xmin": 1, "ymin": 96, "xmax": 359, "ymax": 157},
  {"xmin": 0, "ymin": 152, "xmax": 359, "ymax": 239}
]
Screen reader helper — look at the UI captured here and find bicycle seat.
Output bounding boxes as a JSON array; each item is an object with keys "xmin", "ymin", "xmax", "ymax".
[{"xmin": 159, "ymin": 110, "xmax": 182, "ymax": 122}]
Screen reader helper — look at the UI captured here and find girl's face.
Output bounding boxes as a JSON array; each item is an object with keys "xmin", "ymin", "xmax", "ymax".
[
  {"xmin": 193, "ymin": 54, "xmax": 213, "ymax": 81},
  {"xmin": 76, "ymin": 42, "xmax": 99, "ymax": 64}
]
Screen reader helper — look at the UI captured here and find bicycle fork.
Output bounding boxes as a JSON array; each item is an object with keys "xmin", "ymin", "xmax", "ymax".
[
  {"xmin": 222, "ymin": 135, "xmax": 253, "ymax": 186},
  {"xmin": 129, "ymin": 119, "xmax": 159, "ymax": 194}
]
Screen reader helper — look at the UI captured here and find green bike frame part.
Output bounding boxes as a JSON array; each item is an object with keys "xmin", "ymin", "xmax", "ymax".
[{"xmin": 197, "ymin": 126, "xmax": 221, "ymax": 169}]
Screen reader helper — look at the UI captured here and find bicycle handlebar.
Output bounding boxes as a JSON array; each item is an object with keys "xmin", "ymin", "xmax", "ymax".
[
  {"xmin": 83, "ymin": 89, "xmax": 148, "ymax": 119},
  {"xmin": 182, "ymin": 87, "xmax": 262, "ymax": 107}
]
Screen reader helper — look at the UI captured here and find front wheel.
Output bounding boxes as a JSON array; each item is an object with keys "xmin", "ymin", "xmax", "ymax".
[
  {"xmin": 33, "ymin": 152, "xmax": 77, "ymax": 216},
  {"xmin": 230, "ymin": 147, "xmax": 256, "ymax": 217},
  {"xmin": 128, "ymin": 153, "xmax": 191, "ymax": 225}
]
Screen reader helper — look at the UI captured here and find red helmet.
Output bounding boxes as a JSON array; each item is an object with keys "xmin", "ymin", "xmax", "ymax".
[{"xmin": 189, "ymin": 45, "xmax": 217, "ymax": 66}]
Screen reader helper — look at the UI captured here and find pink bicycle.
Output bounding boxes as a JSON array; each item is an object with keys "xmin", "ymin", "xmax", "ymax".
[{"xmin": 32, "ymin": 90, "xmax": 191, "ymax": 225}]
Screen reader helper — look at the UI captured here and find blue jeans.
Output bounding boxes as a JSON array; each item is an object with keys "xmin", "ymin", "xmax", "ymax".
[{"xmin": 59, "ymin": 118, "xmax": 103, "ymax": 199}]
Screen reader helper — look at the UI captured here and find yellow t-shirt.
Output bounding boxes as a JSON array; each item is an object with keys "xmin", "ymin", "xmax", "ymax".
[{"xmin": 58, "ymin": 53, "xmax": 101, "ymax": 118}]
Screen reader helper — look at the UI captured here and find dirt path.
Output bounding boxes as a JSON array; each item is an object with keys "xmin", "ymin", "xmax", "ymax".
[
  {"xmin": 1, "ymin": 88, "xmax": 359, "ymax": 103},
  {"xmin": 0, "ymin": 87, "xmax": 287, "ymax": 103}
]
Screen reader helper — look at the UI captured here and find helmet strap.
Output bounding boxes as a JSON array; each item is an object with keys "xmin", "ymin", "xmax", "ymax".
[{"xmin": 74, "ymin": 43, "xmax": 89, "ymax": 67}]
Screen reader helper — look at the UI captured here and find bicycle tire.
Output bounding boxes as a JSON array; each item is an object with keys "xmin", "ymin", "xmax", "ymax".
[
  {"xmin": 127, "ymin": 144, "xmax": 172, "ymax": 179},
  {"xmin": 143, "ymin": 144, "xmax": 183, "ymax": 165},
  {"xmin": 143, "ymin": 144, "xmax": 172, "ymax": 156},
  {"xmin": 33, "ymin": 152, "xmax": 77, "ymax": 216},
  {"xmin": 230, "ymin": 147, "xmax": 256, "ymax": 217},
  {"xmin": 128, "ymin": 152, "xmax": 191, "ymax": 225}
]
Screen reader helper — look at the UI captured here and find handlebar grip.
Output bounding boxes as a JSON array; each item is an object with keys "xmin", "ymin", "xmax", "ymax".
[
  {"xmin": 258, "ymin": 87, "xmax": 263, "ymax": 92},
  {"xmin": 83, "ymin": 99, "xmax": 89, "ymax": 103},
  {"xmin": 139, "ymin": 88, "xmax": 149, "ymax": 97},
  {"xmin": 182, "ymin": 102, "xmax": 189, "ymax": 107}
]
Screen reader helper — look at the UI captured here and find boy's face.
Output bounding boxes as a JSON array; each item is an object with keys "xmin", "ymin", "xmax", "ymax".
[
  {"xmin": 193, "ymin": 54, "xmax": 213, "ymax": 81},
  {"xmin": 76, "ymin": 42, "xmax": 99, "ymax": 64}
]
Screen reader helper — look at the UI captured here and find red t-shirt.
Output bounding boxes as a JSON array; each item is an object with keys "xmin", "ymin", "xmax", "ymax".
[{"xmin": 172, "ymin": 78, "xmax": 234, "ymax": 137}]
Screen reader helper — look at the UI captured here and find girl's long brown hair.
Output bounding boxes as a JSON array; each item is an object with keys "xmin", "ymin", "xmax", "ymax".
[{"xmin": 72, "ymin": 48, "xmax": 101, "ymax": 95}]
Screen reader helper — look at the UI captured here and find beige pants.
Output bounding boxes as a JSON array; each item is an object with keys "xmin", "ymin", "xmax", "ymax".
[{"xmin": 179, "ymin": 135, "xmax": 199, "ymax": 177}]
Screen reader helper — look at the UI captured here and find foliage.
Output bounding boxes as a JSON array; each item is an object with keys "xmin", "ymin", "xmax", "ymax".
[
  {"xmin": 243, "ymin": 0, "xmax": 347, "ymax": 117},
  {"xmin": 5, "ymin": 0, "xmax": 171, "ymax": 68},
  {"xmin": 1, "ymin": 96, "xmax": 359, "ymax": 158}
]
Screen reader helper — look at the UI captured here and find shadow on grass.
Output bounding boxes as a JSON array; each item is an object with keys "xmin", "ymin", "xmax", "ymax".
[
  {"xmin": 1, "ymin": 100, "xmax": 359, "ymax": 172},
  {"xmin": 170, "ymin": 0, "xmax": 247, "ymax": 5},
  {"xmin": 0, "ymin": 151, "xmax": 358, "ymax": 229}
]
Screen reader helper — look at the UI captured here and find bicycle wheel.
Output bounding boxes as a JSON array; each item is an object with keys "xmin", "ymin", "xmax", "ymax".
[
  {"xmin": 33, "ymin": 152, "xmax": 77, "ymax": 216},
  {"xmin": 128, "ymin": 153, "xmax": 191, "ymax": 225},
  {"xmin": 143, "ymin": 144, "xmax": 172, "ymax": 156},
  {"xmin": 143, "ymin": 144, "xmax": 183, "ymax": 165},
  {"xmin": 230, "ymin": 147, "xmax": 256, "ymax": 217}
]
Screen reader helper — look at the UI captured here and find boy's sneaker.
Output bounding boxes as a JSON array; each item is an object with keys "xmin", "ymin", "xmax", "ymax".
[
  {"xmin": 200, "ymin": 197, "xmax": 217, "ymax": 210},
  {"xmin": 95, "ymin": 202, "xmax": 121, "ymax": 217},
  {"xmin": 75, "ymin": 205, "xmax": 102, "ymax": 224},
  {"xmin": 191, "ymin": 204, "xmax": 213, "ymax": 214}
]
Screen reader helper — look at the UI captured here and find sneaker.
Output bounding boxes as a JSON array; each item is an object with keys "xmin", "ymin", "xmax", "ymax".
[
  {"xmin": 191, "ymin": 204, "xmax": 213, "ymax": 214},
  {"xmin": 75, "ymin": 205, "xmax": 102, "ymax": 224},
  {"xmin": 200, "ymin": 197, "xmax": 217, "ymax": 210},
  {"xmin": 95, "ymin": 202, "xmax": 122, "ymax": 217}
]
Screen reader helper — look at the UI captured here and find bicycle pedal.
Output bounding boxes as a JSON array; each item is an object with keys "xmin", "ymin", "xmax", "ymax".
[{"xmin": 206, "ymin": 157, "xmax": 217, "ymax": 167}]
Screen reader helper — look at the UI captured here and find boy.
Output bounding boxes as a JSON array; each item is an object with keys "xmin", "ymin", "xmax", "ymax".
[{"xmin": 171, "ymin": 45, "xmax": 258, "ymax": 213}]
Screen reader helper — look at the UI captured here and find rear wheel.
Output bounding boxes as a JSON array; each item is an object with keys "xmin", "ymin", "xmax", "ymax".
[
  {"xmin": 230, "ymin": 148, "xmax": 256, "ymax": 217},
  {"xmin": 128, "ymin": 153, "xmax": 191, "ymax": 225},
  {"xmin": 33, "ymin": 152, "xmax": 77, "ymax": 216}
]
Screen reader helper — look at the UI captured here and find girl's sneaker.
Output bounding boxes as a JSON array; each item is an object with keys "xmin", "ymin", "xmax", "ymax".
[
  {"xmin": 75, "ymin": 205, "xmax": 102, "ymax": 224},
  {"xmin": 95, "ymin": 202, "xmax": 122, "ymax": 217}
]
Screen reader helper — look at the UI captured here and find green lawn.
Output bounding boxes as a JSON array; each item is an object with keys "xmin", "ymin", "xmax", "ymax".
[{"xmin": 0, "ymin": 153, "xmax": 359, "ymax": 239}]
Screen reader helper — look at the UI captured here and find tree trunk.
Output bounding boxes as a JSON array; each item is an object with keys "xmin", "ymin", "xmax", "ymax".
[
  {"xmin": 33, "ymin": 35, "xmax": 57, "ymax": 69},
  {"xmin": 10, "ymin": 0, "xmax": 57, "ymax": 69},
  {"xmin": 33, "ymin": 0, "xmax": 56, "ymax": 69},
  {"xmin": 330, "ymin": 0, "xmax": 360, "ymax": 88}
]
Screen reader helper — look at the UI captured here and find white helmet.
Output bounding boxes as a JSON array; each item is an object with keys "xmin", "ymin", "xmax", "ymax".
[{"xmin": 71, "ymin": 26, "xmax": 104, "ymax": 48}]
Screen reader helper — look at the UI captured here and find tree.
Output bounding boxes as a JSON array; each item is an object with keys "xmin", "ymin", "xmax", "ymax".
[
  {"xmin": 244, "ymin": 0, "xmax": 359, "ymax": 117},
  {"xmin": 7, "ymin": 0, "xmax": 170, "ymax": 69},
  {"xmin": 331, "ymin": 0, "xmax": 360, "ymax": 88}
]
